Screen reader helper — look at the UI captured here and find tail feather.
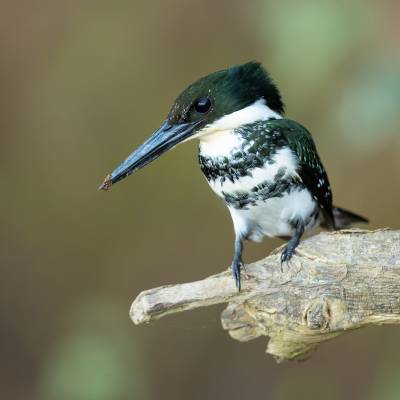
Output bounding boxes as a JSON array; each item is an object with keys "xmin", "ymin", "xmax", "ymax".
[{"xmin": 332, "ymin": 206, "xmax": 368, "ymax": 230}]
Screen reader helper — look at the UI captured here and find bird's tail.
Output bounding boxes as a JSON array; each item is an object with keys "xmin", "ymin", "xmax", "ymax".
[{"xmin": 333, "ymin": 206, "xmax": 368, "ymax": 229}]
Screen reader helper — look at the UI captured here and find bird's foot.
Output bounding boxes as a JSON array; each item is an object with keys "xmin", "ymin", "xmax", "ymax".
[
  {"xmin": 280, "ymin": 220, "xmax": 304, "ymax": 272},
  {"xmin": 232, "ymin": 258, "xmax": 244, "ymax": 291},
  {"xmin": 280, "ymin": 245, "xmax": 295, "ymax": 272}
]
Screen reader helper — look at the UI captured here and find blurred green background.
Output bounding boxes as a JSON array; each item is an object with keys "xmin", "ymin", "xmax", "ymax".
[{"xmin": 1, "ymin": 0, "xmax": 399, "ymax": 399}]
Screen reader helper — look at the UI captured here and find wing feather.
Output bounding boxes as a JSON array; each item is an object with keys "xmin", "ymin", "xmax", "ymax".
[{"xmin": 266, "ymin": 119, "xmax": 335, "ymax": 229}]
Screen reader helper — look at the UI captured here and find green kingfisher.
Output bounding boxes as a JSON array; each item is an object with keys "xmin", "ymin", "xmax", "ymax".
[{"xmin": 99, "ymin": 61, "xmax": 368, "ymax": 290}]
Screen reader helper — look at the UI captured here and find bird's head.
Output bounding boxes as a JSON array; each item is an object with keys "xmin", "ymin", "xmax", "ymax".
[{"xmin": 99, "ymin": 61, "xmax": 284, "ymax": 190}]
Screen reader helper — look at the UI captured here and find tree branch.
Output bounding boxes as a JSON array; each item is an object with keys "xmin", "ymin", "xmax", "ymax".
[{"xmin": 130, "ymin": 229, "xmax": 400, "ymax": 361}]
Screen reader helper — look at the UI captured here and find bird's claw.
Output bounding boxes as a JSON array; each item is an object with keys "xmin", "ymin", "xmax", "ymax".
[
  {"xmin": 232, "ymin": 258, "xmax": 244, "ymax": 291},
  {"xmin": 280, "ymin": 245, "xmax": 295, "ymax": 272}
]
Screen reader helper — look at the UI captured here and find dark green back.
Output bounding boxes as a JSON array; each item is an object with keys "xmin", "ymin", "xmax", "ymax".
[{"xmin": 266, "ymin": 119, "xmax": 335, "ymax": 228}]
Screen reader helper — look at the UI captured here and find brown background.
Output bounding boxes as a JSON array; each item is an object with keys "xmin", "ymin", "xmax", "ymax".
[{"xmin": 1, "ymin": 1, "xmax": 400, "ymax": 399}]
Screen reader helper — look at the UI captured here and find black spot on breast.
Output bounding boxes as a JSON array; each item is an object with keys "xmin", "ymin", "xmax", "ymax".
[
  {"xmin": 198, "ymin": 121, "xmax": 287, "ymax": 184},
  {"xmin": 223, "ymin": 175, "xmax": 303, "ymax": 210}
]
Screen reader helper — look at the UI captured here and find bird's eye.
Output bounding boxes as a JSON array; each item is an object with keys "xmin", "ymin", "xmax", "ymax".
[{"xmin": 194, "ymin": 97, "xmax": 212, "ymax": 114}]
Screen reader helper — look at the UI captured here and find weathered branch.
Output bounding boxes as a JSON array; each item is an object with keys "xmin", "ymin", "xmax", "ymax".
[{"xmin": 130, "ymin": 229, "xmax": 400, "ymax": 361}]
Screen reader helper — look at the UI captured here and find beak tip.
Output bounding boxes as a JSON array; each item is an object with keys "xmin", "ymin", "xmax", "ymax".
[{"xmin": 98, "ymin": 174, "xmax": 112, "ymax": 191}]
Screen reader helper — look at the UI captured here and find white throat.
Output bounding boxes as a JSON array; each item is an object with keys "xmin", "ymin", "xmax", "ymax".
[{"xmin": 198, "ymin": 99, "xmax": 282, "ymax": 158}]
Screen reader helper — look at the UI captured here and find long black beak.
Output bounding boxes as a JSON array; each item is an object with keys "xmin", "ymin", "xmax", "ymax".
[{"xmin": 99, "ymin": 120, "xmax": 200, "ymax": 190}]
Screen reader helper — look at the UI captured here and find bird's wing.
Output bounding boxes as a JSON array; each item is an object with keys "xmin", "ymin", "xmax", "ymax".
[{"xmin": 266, "ymin": 118, "xmax": 335, "ymax": 229}]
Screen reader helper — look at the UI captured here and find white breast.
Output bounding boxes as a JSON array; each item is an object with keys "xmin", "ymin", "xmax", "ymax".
[
  {"xmin": 228, "ymin": 188, "xmax": 319, "ymax": 241},
  {"xmin": 207, "ymin": 147, "xmax": 299, "ymax": 197},
  {"xmin": 199, "ymin": 129, "xmax": 243, "ymax": 158}
]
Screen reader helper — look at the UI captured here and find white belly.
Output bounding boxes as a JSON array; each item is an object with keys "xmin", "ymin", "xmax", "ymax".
[{"xmin": 228, "ymin": 188, "xmax": 319, "ymax": 241}]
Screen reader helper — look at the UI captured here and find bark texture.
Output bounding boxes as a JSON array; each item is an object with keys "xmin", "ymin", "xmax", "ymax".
[{"xmin": 130, "ymin": 229, "xmax": 400, "ymax": 361}]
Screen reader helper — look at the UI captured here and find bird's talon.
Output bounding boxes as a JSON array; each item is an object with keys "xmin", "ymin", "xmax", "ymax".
[
  {"xmin": 280, "ymin": 246, "xmax": 295, "ymax": 271},
  {"xmin": 232, "ymin": 259, "xmax": 244, "ymax": 291}
]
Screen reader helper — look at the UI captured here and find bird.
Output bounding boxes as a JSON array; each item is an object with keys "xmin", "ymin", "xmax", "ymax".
[{"xmin": 99, "ymin": 61, "xmax": 368, "ymax": 290}]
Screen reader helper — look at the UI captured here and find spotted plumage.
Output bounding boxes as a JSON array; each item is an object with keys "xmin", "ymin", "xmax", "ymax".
[
  {"xmin": 100, "ymin": 61, "xmax": 368, "ymax": 290},
  {"xmin": 198, "ymin": 118, "xmax": 323, "ymax": 241}
]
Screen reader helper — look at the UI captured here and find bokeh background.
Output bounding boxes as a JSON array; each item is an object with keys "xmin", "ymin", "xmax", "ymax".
[{"xmin": 1, "ymin": 1, "xmax": 400, "ymax": 399}]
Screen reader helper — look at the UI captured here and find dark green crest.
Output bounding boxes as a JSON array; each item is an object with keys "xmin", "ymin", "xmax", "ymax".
[{"xmin": 167, "ymin": 61, "xmax": 284, "ymax": 128}]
